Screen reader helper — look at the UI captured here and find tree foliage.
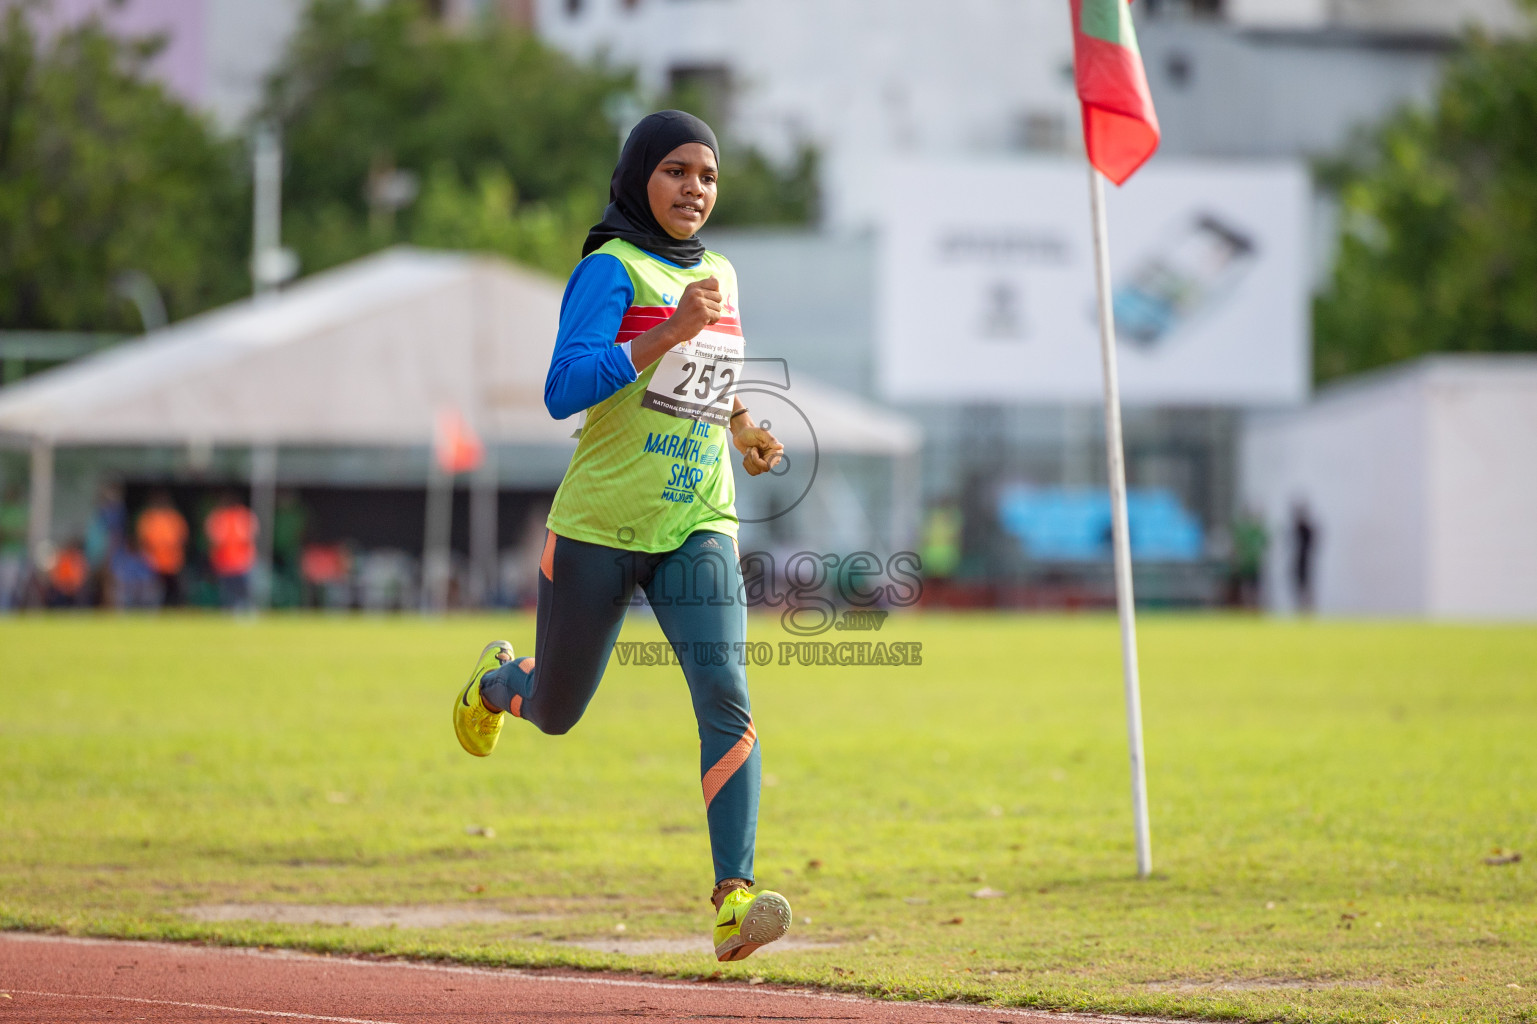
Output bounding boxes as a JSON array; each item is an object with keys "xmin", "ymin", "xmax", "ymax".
[
  {"xmin": 0, "ymin": 5, "xmax": 248, "ymax": 332},
  {"xmin": 263, "ymin": 0, "xmax": 621, "ymax": 279},
  {"xmin": 0, "ymin": 0, "xmax": 822, "ymax": 337},
  {"xmin": 267, "ymin": 0, "xmax": 820, "ymax": 281},
  {"xmin": 1315, "ymin": 11, "xmax": 1537, "ymax": 381}
]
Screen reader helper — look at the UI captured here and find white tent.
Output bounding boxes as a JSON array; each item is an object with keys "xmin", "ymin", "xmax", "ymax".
[
  {"xmin": 1240, "ymin": 355, "xmax": 1537, "ymax": 619},
  {"xmin": 0, "ymin": 248, "xmax": 568, "ymax": 448},
  {"xmin": 0, "ymin": 247, "xmax": 921, "ymax": 603}
]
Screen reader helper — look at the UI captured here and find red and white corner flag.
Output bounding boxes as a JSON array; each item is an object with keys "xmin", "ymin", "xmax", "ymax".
[
  {"xmin": 1071, "ymin": 0, "xmax": 1159, "ymax": 879},
  {"xmin": 1071, "ymin": 0, "xmax": 1161, "ymax": 185}
]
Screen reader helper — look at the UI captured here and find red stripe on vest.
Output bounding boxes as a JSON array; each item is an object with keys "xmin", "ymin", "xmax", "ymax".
[{"xmin": 615, "ymin": 306, "xmax": 743, "ymax": 344}]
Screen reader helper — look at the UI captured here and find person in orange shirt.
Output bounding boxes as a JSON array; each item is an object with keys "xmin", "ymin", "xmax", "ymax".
[
  {"xmin": 46, "ymin": 542, "xmax": 89, "ymax": 608},
  {"xmin": 136, "ymin": 492, "xmax": 189, "ymax": 608},
  {"xmin": 205, "ymin": 493, "xmax": 258, "ymax": 610}
]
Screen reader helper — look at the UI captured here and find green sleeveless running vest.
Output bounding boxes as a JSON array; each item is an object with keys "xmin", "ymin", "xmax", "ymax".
[{"xmin": 546, "ymin": 239, "xmax": 744, "ymax": 553}]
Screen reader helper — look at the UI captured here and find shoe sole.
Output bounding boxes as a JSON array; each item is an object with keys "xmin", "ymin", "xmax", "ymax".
[
  {"xmin": 714, "ymin": 891, "xmax": 792, "ymax": 962},
  {"xmin": 453, "ymin": 641, "xmax": 514, "ymax": 757}
]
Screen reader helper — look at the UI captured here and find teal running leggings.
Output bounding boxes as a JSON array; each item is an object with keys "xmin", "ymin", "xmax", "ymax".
[{"xmin": 479, "ymin": 529, "xmax": 758, "ymax": 886}]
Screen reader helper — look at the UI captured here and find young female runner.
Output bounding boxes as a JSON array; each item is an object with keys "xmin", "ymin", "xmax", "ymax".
[{"xmin": 451, "ymin": 110, "xmax": 791, "ymax": 962}]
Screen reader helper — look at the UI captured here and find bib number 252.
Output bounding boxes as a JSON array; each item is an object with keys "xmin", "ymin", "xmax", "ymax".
[
  {"xmin": 671, "ymin": 360, "xmax": 736, "ymax": 402},
  {"xmin": 642, "ymin": 329, "xmax": 743, "ymax": 427}
]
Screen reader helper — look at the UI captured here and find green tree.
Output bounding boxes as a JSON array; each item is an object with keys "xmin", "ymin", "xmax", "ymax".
[
  {"xmin": 0, "ymin": 5, "xmax": 248, "ymax": 332},
  {"xmin": 409, "ymin": 162, "xmax": 587, "ymax": 273},
  {"xmin": 265, "ymin": 0, "xmax": 624, "ymax": 280},
  {"xmin": 265, "ymin": 0, "xmax": 820, "ymax": 281},
  {"xmin": 1315, "ymin": 8, "xmax": 1537, "ymax": 381}
]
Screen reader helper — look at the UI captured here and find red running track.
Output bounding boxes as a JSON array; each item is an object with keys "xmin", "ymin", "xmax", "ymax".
[{"xmin": 0, "ymin": 932, "xmax": 1121, "ymax": 1023}]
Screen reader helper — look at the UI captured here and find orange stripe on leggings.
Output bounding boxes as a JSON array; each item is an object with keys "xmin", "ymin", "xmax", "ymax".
[
  {"xmin": 701, "ymin": 720, "xmax": 757, "ymax": 807},
  {"xmin": 540, "ymin": 530, "xmax": 556, "ymax": 581}
]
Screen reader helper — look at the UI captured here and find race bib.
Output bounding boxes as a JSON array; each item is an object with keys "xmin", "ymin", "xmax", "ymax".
[{"xmin": 641, "ymin": 325, "xmax": 744, "ymax": 426}]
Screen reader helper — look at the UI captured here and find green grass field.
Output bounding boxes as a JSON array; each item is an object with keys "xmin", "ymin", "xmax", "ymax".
[{"xmin": 1, "ymin": 613, "xmax": 1534, "ymax": 1023}]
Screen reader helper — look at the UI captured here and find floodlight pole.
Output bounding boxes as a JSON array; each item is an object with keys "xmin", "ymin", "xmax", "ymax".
[
  {"xmin": 252, "ymin": 125, "xmax": 281, "ymax": 298},
  {"xmin": 468, "ymin": 452, "xmax": 498, "ymax": 608},
  {"xmin": 250, "ymin": 443, "xmax": 278, "ymax": 611},
  {"xmin": 1087, "ymin": 164, "xmax": 1152, "ymax": 879},
  {"xmin": 27, "ymin": 436, "xmax": 53, "ymax": 566},
  {"xmin": 421, "ymin": 458, "xmax": 453, "ymax": 613}
]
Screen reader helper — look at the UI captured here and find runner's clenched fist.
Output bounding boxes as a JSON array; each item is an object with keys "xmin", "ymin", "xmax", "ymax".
[{"xmin": 665, "ymin": 275, "xmax": 723, "ymax": 344}]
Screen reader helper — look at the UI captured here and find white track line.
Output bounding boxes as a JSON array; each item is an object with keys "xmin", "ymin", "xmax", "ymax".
[
  {"xmin": 1, "ymin": 932, "xmax": 1180, "ymax": 1023},
  {"xmin": 0, "ymin": 989, "xmax": 398, "ymax": 1024}
]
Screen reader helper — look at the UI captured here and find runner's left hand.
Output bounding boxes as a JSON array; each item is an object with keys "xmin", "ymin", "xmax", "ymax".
[{"xmin": 732, "ymin": 425, "xmax": 784, "ymax": 477}]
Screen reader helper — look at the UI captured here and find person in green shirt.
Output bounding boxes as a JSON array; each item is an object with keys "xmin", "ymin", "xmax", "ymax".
[
  {"xmin": 1229, "ymin": 510, "xmax": 1268, "ymax": 609},
  {"xmin": 919, "ymin": 502, "xmax": 963, "ymax": 582},
  {"xmin": 448, "ymin": 111, "xmax": 791, "ymax": 963}
]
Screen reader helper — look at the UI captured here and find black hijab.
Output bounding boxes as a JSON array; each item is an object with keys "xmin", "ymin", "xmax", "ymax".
[{"xmin": 581, "ymin": 110, "xmax": 720, "ymax": 266}]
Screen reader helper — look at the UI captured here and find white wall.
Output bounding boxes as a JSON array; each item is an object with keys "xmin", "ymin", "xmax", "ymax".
[
  {"xmin": 1137, "ymin": 22, "xmax": 1446, "ymax": 161},
  {"xmin": 1227, "ymin": 0, "xmax": 1329, "ymax": 30},
  {"xmin": 1242, "ymin": 370, "xmax": 1428, "ymax": 615},
  {"xmin": 1425, "ymin": 360, "xmax": 1537, "ymax": 618},
  {"xmin": 1331, "ymin": 0, "xmax": 1528, "ymax": 36},
  {"xmin": 537, "ymin": 0, "xmax": 1080, "ymax": 227},
  {"xmin": 1242, "ymin": 357, "xmax": 1537, "ymax": 619},
  {"xmin": 1227, "ymin": 0, "xmax": 1526, "ymax": 34},
  {"xmin": 533, "ymin": 0, "xmax": 1528, "ymax": 231}
]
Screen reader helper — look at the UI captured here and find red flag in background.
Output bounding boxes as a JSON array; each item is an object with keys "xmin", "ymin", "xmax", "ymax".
[
  {"xmin": 435, "ymin": 407, "xmax": 484, "ymax": 475},
  {"xmin": 1071, "ymin": 0, "xmax": 1161, "ymax": 185}
]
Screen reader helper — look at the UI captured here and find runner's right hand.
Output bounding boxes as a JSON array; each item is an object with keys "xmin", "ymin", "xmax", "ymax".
[{"xmin": 665, "ymin": 276, "xmax": 723, "ymax": 344}]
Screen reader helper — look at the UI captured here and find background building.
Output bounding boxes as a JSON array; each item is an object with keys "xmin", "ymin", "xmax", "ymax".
[
  {"xmin": 4, "ymin": 0, "xmax": 1531, "ymax": 613},
  {"xmin": 536, "ymin": 0, "xmax": 1523, "ymax": 225},
  {"xmin": 1241, "ymin": 356, "xmax": 1537, "ymax": 619},
  {"xmin": 14, "ymin": 0, "xmax": 307, "ymax": 129},
  {"xmin": 530, "ymin": 0, "xmax": 1530, "ymax": 608}
]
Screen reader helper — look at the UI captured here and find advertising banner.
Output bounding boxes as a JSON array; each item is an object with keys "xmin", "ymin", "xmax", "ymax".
[{"xmin": 877, "ymin": 158, "xmax": 1310, "ymax": 405}]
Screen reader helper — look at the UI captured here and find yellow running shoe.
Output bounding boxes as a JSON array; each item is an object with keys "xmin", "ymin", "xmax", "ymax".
[
  {"xmin": 713, "ymin": 888, "xmax": 792, "ymax": 962},
  {"xmin": 453, "ymin": 641, "xmax": 514, "ymax": 757}
]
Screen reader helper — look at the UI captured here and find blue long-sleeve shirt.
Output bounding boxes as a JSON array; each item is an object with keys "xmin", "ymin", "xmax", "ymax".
[{"xmin": 543, "ymin": 254, "xmax": 645, "ymax": 421}]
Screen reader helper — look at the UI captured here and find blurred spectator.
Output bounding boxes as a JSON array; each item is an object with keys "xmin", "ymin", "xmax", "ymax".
[
  {"xmin": 84, "ymin": 484, "xmax": 127, "ymax": 605},
  {"xmin": 271, "ymin": 490, "xmax": 308, "ymax": 606},
  {"xmin": 205, "ymin": 493, "xmax": 258, "ymax": 610},
  {"xmin": 0, "ymin": 484, "xmax": 26, "ymax": 611},
  {"xmin": 46, "ymin": 542, "xmax": 89, "ymax": 608},
  {"xmin": 109, "ymin": 545, "xmax": 159, "ymax": 609},
  {"xmin": 356, "ymin": 549, "xmax": 413, "ymax": 611},
  {"xmin": 1291, "ymin": 501, "xmax": 1317, "ymax": 614},
  {"xmin": 499, "ymin": 504, "xmax": 552, "ymax": 608},
  {"xmin": 137, "ymin": 492, "xmax": 189, "ymax": 607},
  {"xmin": 920, "ymin": 501, "xmax": 963, "ymax": 581},
  {"xmin": 1229, "ymin": 510, "xmax": 1268, "ymax": 609},
  {"xmin": 301, "ymin": 543, "xmax": 353, "ymax": 609}
]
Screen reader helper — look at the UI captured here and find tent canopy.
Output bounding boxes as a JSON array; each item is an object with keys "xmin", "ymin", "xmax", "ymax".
[{"xmin": 0, "ymin": 247, "xmax": 919, "ymax": 456}]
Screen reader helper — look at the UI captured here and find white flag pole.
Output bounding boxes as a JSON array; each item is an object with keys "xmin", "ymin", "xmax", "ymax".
[{"xmin": 1086, "ymin": 163, "xmax": 1152, "ymax": 879}]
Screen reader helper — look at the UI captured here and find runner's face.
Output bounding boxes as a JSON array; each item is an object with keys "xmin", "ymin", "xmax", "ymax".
[{"xmin": 647, "ymin": 143, "xmax": 717, "ymax": 239}]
